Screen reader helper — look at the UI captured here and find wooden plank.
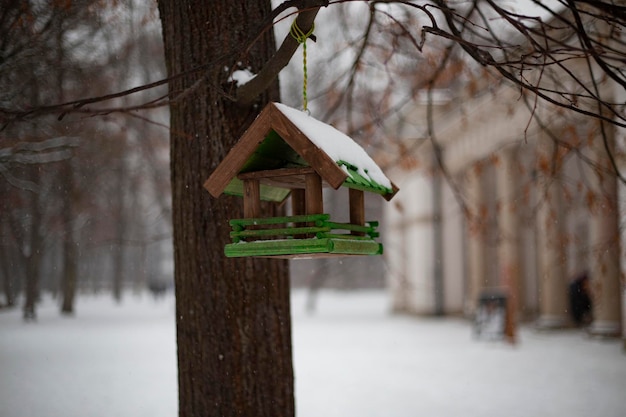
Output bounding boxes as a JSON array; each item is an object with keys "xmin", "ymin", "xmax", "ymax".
[
  {"xmin": 305, "ymin": 173, "xmax": 323, "ymax": 215},
  {"xmin": 269, "ymin": 103, "xmax": 348, "ymax": 189},
  {"xmin": 239, "ymin": 166, "xmax": 321, "ymax": 190},
  {"xmin": 256, "ymin": 176, "xmax": 338, "ymax": 190},
  {"xmin": 203, "ymin": 104, "xmax": 272, "ymax": 197},
  {"xmin": 238, "ymin": 166, "xmax": 315, "ymax": 180},
  {"xmin": 383, "ymin": 182, "xmax": 401, "ymax": 202},
  {"xmin": 243, "ymin": 179, "xmax": 261, "ymax": 218}
]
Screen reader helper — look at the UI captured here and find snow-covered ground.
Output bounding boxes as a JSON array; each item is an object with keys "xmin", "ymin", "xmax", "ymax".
[{"xmin": 1, "ymin": 290, "xmax": 624, "ymax": 417}]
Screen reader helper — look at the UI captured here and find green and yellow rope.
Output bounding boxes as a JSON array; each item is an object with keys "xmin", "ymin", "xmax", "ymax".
[{"xmin": 290, "ymin": 20, "xmax": 315, "ymax": 112}]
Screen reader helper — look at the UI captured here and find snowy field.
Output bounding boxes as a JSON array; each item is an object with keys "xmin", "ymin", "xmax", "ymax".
[{"xmin": 1, "ymin": 290, "xmax": 625, "ymax": 417}]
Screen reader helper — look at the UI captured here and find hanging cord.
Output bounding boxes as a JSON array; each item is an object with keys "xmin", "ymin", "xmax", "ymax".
[{"xmin": 289, "ymin": 20, "xmax": 315, "ymax": 112}]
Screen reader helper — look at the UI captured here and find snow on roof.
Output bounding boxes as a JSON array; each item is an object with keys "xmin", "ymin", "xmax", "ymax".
[{"xmin": 274, "ymin": 102, "xmax": 392, "ymax": 190}]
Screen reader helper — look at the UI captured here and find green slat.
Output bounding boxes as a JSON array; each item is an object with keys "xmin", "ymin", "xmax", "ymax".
[
  {"xmin": 337, "ymin": 160, "xmax": 393, "ymax": 194},
  {"xmin": 330, "ymin": 239, "xmax": 383, "ymax": 255},
  {"xmin": 229, "ymin": 214, "xmax": 330, "ymax": 227},
  {"xmin": 343, "ymin": 182, "xmax": 389, "ymax": 196},
  {"xmin": 231, "ymin": 226, "xmax": 330, "ymax": 239},
  {"xmin": 224, "ymin": 238, "xmax": 383, "ymax": 257},
  {"xmin": 225, "ymin": 213, "xmax": 383, "ymax": 257},
  {"xmin": 316, "ymin": 233, "xmax": 376, "ymax": 241},
  {"xmin": 348, "ymin": 169, "xmax": 371, "ymax": 187},
  {"xmin": 225, "ymin": 238, "xmax": 333, "ymax": 257},
  {"xmin": 324, "ymin": 221, "xmax": 376, "ymax": 234}
]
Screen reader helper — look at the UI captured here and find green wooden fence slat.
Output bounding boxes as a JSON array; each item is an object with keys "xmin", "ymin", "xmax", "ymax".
[
  {"xmin": 324, "ymin": 221, "xmax": 376, "ymax": 234},
  {"xmin": 229, "ymin": 213, "xmax": 330, "ymax": 227},
  {"xmin": 225, "ymin": 237, "xmax": 382, "ymax": 257},
  {"xmin": 225, "ymin": 213, "xmax": 383, "ymax": 257},
  {"xmin": 316, "ymin": 233, "xmax": 376, "ymax": 241},
  {"xmin": 231, "ymin": 226, "xmax": 330, "ymax": 239}
]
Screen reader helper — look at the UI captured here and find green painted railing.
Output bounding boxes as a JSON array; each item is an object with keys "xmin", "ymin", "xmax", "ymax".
[
  {"xmin": 225, "ymin": 214, "xmax": 383, "ymax": 257},
  {"xmin": 229, "ymin": 214, "xmax": 379, "ymax": 243}
]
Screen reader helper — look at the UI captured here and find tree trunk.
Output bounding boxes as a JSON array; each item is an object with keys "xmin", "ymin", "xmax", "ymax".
[
  {"xmin": 0, "ymin": 216, "xmax": 17, "ymax": 308},
  {"xmin": 0, "ymin": 248, "xmax": 16, "ymax": 308},
  {"xmin": 23, "ymin": 168, "xmax": 43, "ymax": 321},
  {"xmin": 111, "ymin": 148, "xmax": 127, "ymax": 303},
  {"xmin": 157, "ymin": 2, "xmax": 294, "ymax": 416},
  {"xmin": 61, "ymin": 160, "xmax": 78, "ymax": 315}
]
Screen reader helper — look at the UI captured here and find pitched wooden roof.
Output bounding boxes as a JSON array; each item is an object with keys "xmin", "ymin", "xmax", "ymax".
[{"xmin": 204, "ymin": 102, "xmax": 398, "ymax": 202}]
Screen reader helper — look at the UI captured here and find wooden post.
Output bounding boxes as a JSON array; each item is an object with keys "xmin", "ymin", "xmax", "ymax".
[
  {"xmin": 304, "ymin": 173, "xmax": 323, "ymax": 239},
  {"xmin": 349, "ymin": 188, "xmax": 365, "ymax": 236},
  {"xmin": 291, "ymin": 189, "xmax": 306, "ymax": 216},
  {"xmin": 291, "ymin": 188, "xmax": 307, "ymax": 238},
  {"xmin": 305, "ymin": 173, "xmax": 323, "ymax": 214},
  {"xmin": 243, "ymin": 179, "xmax": 261, "ymax": 218}
]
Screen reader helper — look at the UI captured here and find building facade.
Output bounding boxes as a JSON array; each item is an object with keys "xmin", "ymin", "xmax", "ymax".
[{"xmin": 384, "ymin": 77, "xmax": 624, "ymax": 339}]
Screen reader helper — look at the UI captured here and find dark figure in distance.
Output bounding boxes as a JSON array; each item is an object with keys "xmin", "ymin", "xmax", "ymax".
[
  {"xmin": 569, "ymin": 272, "xmax": 592, "ymax": 326},
  {"xmin": 148, "ymin": 278, "xmax": 168, "ymax": 300}
]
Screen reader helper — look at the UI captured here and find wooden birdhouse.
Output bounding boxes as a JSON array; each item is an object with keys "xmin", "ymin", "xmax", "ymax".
[{"xmin": 204, "ymin": 102, "xmax": 398, "ymax": 259}]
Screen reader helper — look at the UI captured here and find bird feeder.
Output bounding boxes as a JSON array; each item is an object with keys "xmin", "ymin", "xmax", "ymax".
[{"xmin": 204, "ymin": 102, "xmax": 398, "ymax": 259}]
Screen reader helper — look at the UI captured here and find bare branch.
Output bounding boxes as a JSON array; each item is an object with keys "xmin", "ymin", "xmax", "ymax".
[{"xmin": 236, "ymin": 1, "xmax": 329, "ymax": 105}]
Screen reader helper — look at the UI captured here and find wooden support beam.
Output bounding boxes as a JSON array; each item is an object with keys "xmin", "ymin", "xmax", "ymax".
[
  {"xmin": 238, "ymin": 166, "xmax": 316, "ymax": 180},
  {"xmin": 349, "ymin": 188, "xmax": 365, "ymax": 236},
  {"xmin": 291, "ymin": 189, "xmax": 306, "ymax": 216},
  {"xmin": 243, "ymin": 179, "xmax": 261, "ymax": 218},
  {"xmin": 305, "ymin": 173, "xmax": 323, "ymax": 214},
  {"xmin": 203, "ymin": 104, "xmax": 272, "ymax": 197},
  {"xmin": 291, "ymin": 188, "xmax": 307, "ymax": 238}
]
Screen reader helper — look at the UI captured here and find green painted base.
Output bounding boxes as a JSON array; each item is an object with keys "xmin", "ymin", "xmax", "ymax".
[{"xmin": 224, "ymin": 237, "xmax": 383, "ymax": 258}]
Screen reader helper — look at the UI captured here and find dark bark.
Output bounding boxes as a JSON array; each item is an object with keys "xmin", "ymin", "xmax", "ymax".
[
  {"xmin": 60, "ymin": 160, "xmax": 78, "ymax": 315},
  {"xmin": 157, "ymin": 1, "xmax": 293, "ymax": 416},
  {"xmin": 0, "ymin": 242, "xmax": 16, "ymax": 308},
  {"xmin": 111, "ymin": 148, "xmax": 127, "ymax": 303},
  {"xmin": 23, "ymin": 168, "xmax": 42, "ymax": 321},
  {"xmin": 0, "ymin": 206, "xmax": 17, "ymax": 307}
]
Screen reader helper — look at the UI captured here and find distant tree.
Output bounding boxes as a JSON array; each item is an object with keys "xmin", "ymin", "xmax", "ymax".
[
  {"xmin": 0, "ymin": 1, "xmax": 109, "ymax": 318},
  {"xmin": 0, "ymin": 1, "xmax": 169, "ymax": 315}
]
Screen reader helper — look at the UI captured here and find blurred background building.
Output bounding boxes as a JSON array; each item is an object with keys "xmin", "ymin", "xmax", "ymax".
[{"xmin": 383, "ymin": 60, "xmax": 624, "ymax": 337}]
